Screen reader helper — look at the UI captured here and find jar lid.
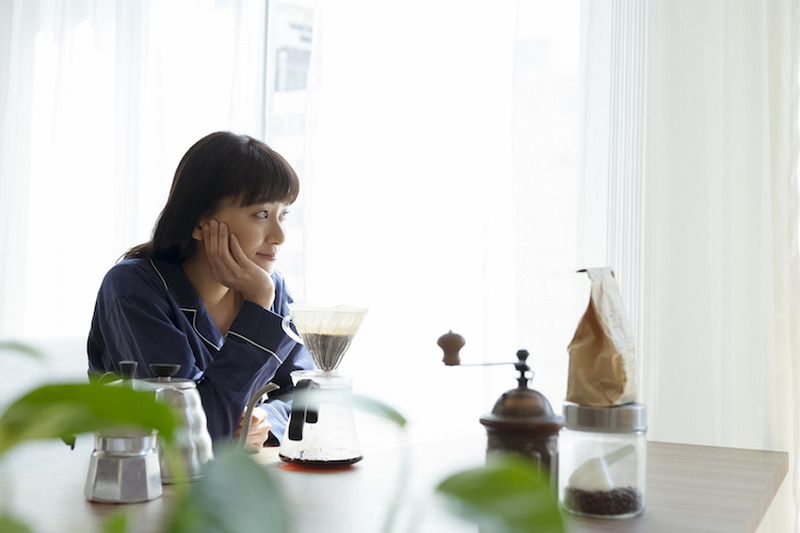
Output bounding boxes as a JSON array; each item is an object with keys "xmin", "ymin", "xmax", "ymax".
[{"xmin": 563, "ymin": 402, "xmax": 647, "ymax": 433}]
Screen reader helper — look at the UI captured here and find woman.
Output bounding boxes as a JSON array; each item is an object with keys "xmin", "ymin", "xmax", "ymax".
[{"xmin": 87, "ymin": 131, "xmax": 313, "ymax": 449}]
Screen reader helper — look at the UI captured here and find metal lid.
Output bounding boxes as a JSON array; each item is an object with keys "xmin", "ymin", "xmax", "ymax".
[
  {"xmin": 479, "ymin": 350, "xmax": 564, "ymax": 437},
  {"xmin": 95, "ymin": 432, "xmax": 158, "ymax": 452},
  {"xmin": 100, "ymin": 360, "xmax": 163, "ymax": 392},
  {"xmin": 480, "ymin": 388, "xmax": 564, "ymax": 437},
  {"xmin": 143, "ymin": 377, "xmax": 196, "ymax": 390},
  {"xmin": 143, "ymin": 363, "xmax": 197, "ymax": 390},
  {"xmin": 563, "ymin": 402, "xmax": 647, "ymax": 433}
]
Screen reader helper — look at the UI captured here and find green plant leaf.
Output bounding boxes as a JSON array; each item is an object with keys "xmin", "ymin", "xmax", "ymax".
[
  {"xmin": 436, "ymin": 454, "xmax": 566, "ymax": 533},
  {"xmin": 0, "ymin": 383, "xmax": 176, "ymax": 456},
  {"xmin": 164, "ymin": 446, "xmax": 291, "ymax": 533},
  {"xmin": 351, "ymin": 394, "xmax": 407, "ymax": 428},
  {"xmin": 102, "ymin": 511, "xmax": 130, "ymax": 533},
  {"xmin": 292, "ymin": 388, "xmax": 408, "ymax": 428},
  {"xmin": 0, "ymin": 513, "xmax": 33, "ymax": 533},
  {"xmin": 60, "ymin": 434, "xmax": 77, "ymax": 449},
  {"xmin": 0, "ymin": 341, "xmax": 44, "ymax": 360}
]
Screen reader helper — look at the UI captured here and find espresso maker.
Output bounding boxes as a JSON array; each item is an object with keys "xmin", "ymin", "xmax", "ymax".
[
  {"xmin": 84, "ymin": 361, "xmax": 162, "ymax": 503},
  {"xmin": 279, "ymin": 304, "xmax": 367, "ymax": 467}
]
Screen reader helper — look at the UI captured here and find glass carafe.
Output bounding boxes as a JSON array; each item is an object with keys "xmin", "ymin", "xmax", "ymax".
[{"xmin": 279, "ymin": 370, "xmax": 362, "ymax": 466}]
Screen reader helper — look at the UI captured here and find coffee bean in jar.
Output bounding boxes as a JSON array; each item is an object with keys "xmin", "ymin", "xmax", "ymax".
[
  {"xmin": 559, "ymin": 403, "xmax": 647, "ymax": 519},
  {"xmin": 563, "ymin": 486, "xmax": 643, "ymax": 517}
]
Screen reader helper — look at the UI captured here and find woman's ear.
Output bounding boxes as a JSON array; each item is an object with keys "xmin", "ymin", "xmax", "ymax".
[{"xmin": 191, "ymin": 221, "xmax": 206, "ymax": 241}]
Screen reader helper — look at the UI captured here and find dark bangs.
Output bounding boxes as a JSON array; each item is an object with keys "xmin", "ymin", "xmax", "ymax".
[
  {"xmin": 136, "ymin": 132, "xmax": 301, "ymax": 263},
  {"xmin": 225, "ymin": 137, "xmax": 300, "ymax": 208}
]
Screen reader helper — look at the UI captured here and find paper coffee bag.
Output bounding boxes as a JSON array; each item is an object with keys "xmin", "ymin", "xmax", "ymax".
[{"xmin": 566, "ymin": 267, "xmax": 637, "ymax": 406}]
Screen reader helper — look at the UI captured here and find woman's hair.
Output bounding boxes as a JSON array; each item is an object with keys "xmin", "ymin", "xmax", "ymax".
[{"xmin": 125, "ymin": 131, "xmax": 299, "ymax": 262}]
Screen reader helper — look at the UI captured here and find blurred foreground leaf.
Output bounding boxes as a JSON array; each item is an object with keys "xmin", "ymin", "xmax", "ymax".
[
  {"xmin": 352, "ymin": 394, "xmax": 407, "ymax": 428},
  {"xmin": 0, "ymin": 514, "xmax": 33, "ymax": 533},
  {"xmin": 436, "ymin": 455, "xmax": 565, "ymax": 533},
  {"xmin": 0, "ymin": 341, "xmax": 44, "ymax": 360},
  {"xmin": 102, "ymin": 512, "xmax": 130, "ymax": 533},
  {"xmin": 164, "ymin": 446, "xmax": 290, "ymax": 533},
  {"xmin": 0, "ymin": 383, "xmax": 176, "ymax": 456},
  {"xmin": 292, "ymin": 388, "xmax": 408, "ymax": 428}
]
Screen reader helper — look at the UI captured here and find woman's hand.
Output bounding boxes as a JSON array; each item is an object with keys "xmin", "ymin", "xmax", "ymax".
[
  {"xmin": 234, "ymin": 407, "xmax": 271, "ymax": 451},
  {"xmin": 203, "ymin": 220, "xmax": 275, "ymax": 309}
]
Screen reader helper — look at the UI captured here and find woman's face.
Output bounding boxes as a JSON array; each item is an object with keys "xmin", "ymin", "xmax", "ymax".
[{"xmin": 197, "ymin": 199, "xmax": 291, "ymax": 273}]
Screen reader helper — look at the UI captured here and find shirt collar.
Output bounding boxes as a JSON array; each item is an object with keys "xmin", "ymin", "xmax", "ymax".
[{"xmin": 151, "ymin": 259, "xmax": 224, "ymax": 350}]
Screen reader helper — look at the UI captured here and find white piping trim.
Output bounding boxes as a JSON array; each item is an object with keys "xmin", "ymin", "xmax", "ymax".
[
  {"xmin": 181, "ymin": 307, "xmax": 221, "ymax": 352},
  {"xmin": 228, "ymin": 330, "xmax": 281, "ymax": 363},
  {"xmin": 149, "ymin": 259, "xmax": 169, "ymax": 291},
  {"xmin": 150, "ymin": 259, "xmax": 221, "ymax": 352}
]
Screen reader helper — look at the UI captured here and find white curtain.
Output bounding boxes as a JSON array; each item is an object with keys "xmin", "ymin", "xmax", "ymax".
[
  {"xmin": 645, "ymin": 0, "xmax": 799, "ymax": 449},
  {"xmin": 584, "ymin": 0, "xmax": 800, "ymax": 530},
  {"xmin": 302, "ymin": 0, "xmax": 587, "ymax": 436},
  {"xmin": 648, "ymin": 2, "xmax": 799, "ymax": 530},
  {"xmin": 0, "ymin": 0, "xmax": 268, "ymax": 339}
]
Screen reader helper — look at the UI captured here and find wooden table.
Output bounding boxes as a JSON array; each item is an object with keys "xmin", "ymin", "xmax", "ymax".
[
  {"xmin": 568, "ymin": 441, "xmax": 788, "ymax": 533},
  {"xmin": 0, "ymin": 424, "xmax": 788, "ymax": 533}
]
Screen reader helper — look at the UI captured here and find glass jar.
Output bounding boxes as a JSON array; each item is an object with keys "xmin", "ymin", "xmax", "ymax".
[{"xmin": 559, "ymin": 402, "xmax": 646, "ymax": 518}]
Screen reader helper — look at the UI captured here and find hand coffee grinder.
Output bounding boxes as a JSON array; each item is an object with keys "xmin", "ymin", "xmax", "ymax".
[
  {"xmin": 479, "ymin": 349, "xmax": 563, "ymax": 490},
  {"xmin": 438, "ymin": 331, "xmax": 563, "ymax": 491},
  {"xmin": 279, "ymin": 304, "xmax": 367, "ymax": 467}
]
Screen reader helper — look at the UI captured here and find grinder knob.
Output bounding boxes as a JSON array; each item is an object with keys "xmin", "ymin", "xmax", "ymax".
[{"xmin": 437, "ymin": 330, "xmax": 465, "ymax": 366}]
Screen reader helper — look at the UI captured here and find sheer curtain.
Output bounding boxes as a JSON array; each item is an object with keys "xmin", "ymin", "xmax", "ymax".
[
  {"xmin": 647, "ymin": 2, "xmax": 799, "ymax": 530},
  {"xmin": 0, "ymin": 0, "xmax": 269, "ymax": 340},
  {"xmin": 584, "ymin": 1, "xmax": 800, "ymax": 530},
  {"xmin": 302, "ymin": 0, "xmax": 586, "ymax": 436},
  {"xmin": 302, "ymin": 0, "xmax": 517, "ymax": 432},
  {"xmin": 645, "ymin": 0, "xmax": 799, "ymax": 452}
]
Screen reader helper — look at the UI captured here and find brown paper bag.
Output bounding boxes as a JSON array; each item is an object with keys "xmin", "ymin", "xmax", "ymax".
[{"xmin": 566, "ymin": 267, "xmax": 637, "ymax": 406}]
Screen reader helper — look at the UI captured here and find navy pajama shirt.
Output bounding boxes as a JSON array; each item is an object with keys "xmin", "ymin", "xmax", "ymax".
[{"xmin": 87, "ymin": 258, "xmax": 313, "ymax": 444}]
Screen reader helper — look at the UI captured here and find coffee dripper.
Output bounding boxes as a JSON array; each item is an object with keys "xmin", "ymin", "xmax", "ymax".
[{"xmin": 279, "ymin": 304, "xmax": 367, "ymax": 467}]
